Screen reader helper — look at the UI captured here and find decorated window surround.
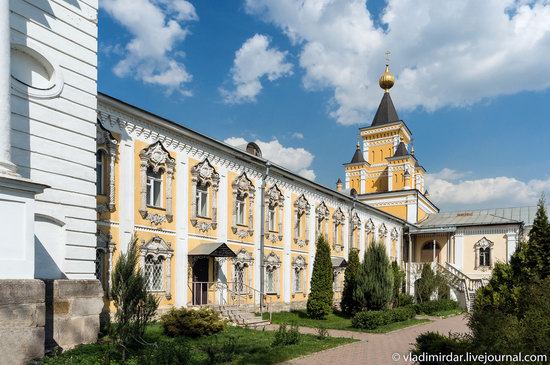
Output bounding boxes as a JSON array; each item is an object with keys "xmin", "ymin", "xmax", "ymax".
[
  {"xmin": 138, "ymin": 141, "xmax": 175, "ymax": 225},
  {"xmin": 96, "ymin": 232, "xmax": 116, "ymax": 297},
  {"xmin": 332, "ymin": 207, "xmax": 346, "ymax": 252},
  {"xmin": 316, "ymin": 202, "xmax": 330, "ymax": 240},
  {"xmin": 390, "ymin": 227, "xmax": 399, "ymax": 261},
  {"xmin": 378, "ymin": 223, "xmax": 388, "ymax": 241},
  {"xmin": 292, "ymin": 255, "xmax": 307, "ymax": 295},
  {"xmin": 233, "ymin": 249, "xmax": 253, "ymax": 295},
  {"xmin": 265, "ymin": 185, "xmax": 284, "ymax": 243},
  {"xmin": 190, "ymin": 159, "xmax": 220, "ymax": 233},
  {"xmin": 231, "ymin": 173, "xmax": 255, "ymax": 239},
  {"xmin": 365, "ymin": 218, "xmax": 375, "ymax": 246},
  {"xmin": 474, "ymin": 237, "xmax": 494, "ymax": 270},
  {"xmin": 350, "ymin": 210, "xmax": 361, "ymax": 249},
  {"xmin": 264, "ymin": 252, "xmax": 281, "ymax": 296},
  {"xmin": 140, "ymin": 236, "xmax": 173, "ymax": 299},
  {"xmin": 96, "ymin": 122, "xmax": 118, "ymax": 213},
  {"xmin": 294, "ymin": 194, "xmax": 311, "ymax": 247}
]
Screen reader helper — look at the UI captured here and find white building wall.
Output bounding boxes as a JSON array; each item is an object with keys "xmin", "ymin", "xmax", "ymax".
[{"xmin": 10, "ymin": 0, "xmax": 98, "ymax": 279}]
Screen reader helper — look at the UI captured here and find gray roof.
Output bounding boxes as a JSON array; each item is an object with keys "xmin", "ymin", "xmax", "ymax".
[
  {"xmin": 349, "ymin": 145, "xmax": 366, "ymax": 164},
  {"xmin": 188, "ymin": 242, "xmax": 236, "ymax": 257},
  {"xmin": 371, "ymin": 92, "xmax": 400, "ymax": 127},
  {"xmin": 331, "ymin": 257, "xmax": 348, "ymax": 268},
  {"xmin": 417, "ymin": 205, "xmax": 547, "ymax": 229}
]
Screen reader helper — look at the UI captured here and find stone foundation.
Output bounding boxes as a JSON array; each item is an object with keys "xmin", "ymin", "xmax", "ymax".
[
  {"xmin": 0, "ymin": 279, "xmax": 45, "ymax": 365},
  {"xmin": 45, "ymin": 279, "xmax": 103, "ymax": 351}
]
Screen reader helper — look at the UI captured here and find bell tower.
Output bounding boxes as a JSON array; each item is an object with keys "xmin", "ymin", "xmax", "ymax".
[{"xmin": 343, "ymin": 62, "xmax": 437, "ymax": 223}]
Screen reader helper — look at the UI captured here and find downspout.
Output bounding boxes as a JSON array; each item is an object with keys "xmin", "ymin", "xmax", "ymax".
[{"xmin": 259, "ymin": 161, "xmax": 271, "ymax": 308}]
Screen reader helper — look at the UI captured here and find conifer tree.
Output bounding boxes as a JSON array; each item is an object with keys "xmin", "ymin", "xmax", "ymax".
[
  {"xmin": 354, "ymin": 242, "xmax": 393, "ymax": 311},
  {"xmin": 307, "ymin": 235, "xmax": 334, "ymax": 319},
  {"xmin": 341, "ymin": 248, "xmax": 360, "ymax": 315}
]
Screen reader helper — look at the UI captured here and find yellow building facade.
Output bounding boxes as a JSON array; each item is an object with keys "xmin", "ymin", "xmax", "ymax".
[{"xmin": 95, "ymin": 94, "xmax": 405, "ymax": 313}]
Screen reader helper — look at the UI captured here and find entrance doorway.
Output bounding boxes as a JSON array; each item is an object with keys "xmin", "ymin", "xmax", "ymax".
[
  {"xmin": 421, "ymin": 241, "xmax": 441, "ymax": 263},
  {"xmin": 192, "ymin": 257, "xmax": 209, "ymax": 305}
]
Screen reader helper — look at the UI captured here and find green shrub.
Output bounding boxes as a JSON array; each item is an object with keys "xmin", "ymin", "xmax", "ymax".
[
  {"xmin": 413, "ymin": 332, "xmax": 472, "ymax": 362},
  {"xmin": 391, "ymin": 261, "xmax": 405, "ymax": 306},
  {"xmin": 316, "ymin": 325, "xmax": 329, "ymax": 340},
  {"xmin": 272, "ymin": 323, "xmax": 301, "ymax": 346},
  {"xmin": 416, "ymin": 263, "xmax": 437, "ymax": 302},
  {"xmin": 161, "ymin": 307, "xmax": 227, "ymax": 338},
  {"xmin": 341, "ymin": 248, "xmax": 360, "ymax": 315},
  {"xmin": 352, "ymin": 306, "xmax": 415, "ymax": 330},
  {"xmin": 389, "ymin": 306, "xmax": 416, "ymax": 322},
  {"xmin": 307, "ymin": 235, "xmax": 334, "ymax": 319},
  {"xmin": 397, "ymin": 293, "xmax": 415, "ymax": 307},
  {"xmin": 415, "ymin": 299, "xmax": 459, "ymax": 315},
  {"xmin": 200, "ymin": 335, "xmax": 238, "ymax": 364}
]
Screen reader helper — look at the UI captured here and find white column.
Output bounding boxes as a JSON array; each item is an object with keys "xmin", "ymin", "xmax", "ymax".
[
  {"xmin": 360, "ymin": 170, "xmax": 366, "ymax": 194},
  {"xmin": 119, "ymin": 136, "xmax": 135, "ymax": 253},
  {"xmin": 344, "ymin": 171, "xmax": 350, "ymax": 190},
  {"xmin": 362, "ymin": 140, "xmax": 369, "ymax": 162},
  {"xmin": 217, "ymin": 167, "xmax": 229, "ymax": 302},
  {"xmin": 343, "ymin": 213, "xmax": 349, "ymax": 260},
  {"xmin": 387, "ymin": 167, "xmax": 393, "ymax": 191},
  {"xmin": 358, "ymin": 219, "xmax": 365, "ymax": 260},
  {"xmin": 175, "ymin": 152, "xmax": 189, "ymax": 307},
  {"xmin": 283, "ymin": 192, "xmax": 292, "ymax": 303},
  {"xmin": 0, "ymin": 1, "xmax": 16, "ymax": 175},
  {"xmin": 253, "ymin": 180, "xmax": 262, "ymax": 294}
]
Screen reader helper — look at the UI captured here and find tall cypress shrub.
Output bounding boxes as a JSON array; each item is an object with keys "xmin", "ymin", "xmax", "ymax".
[
  {"xmin": 341, "ymin": 248, "xmax": 360, "ymax": 315},
  {"xmin": 354, "ymin": 242, "xmax": 393, "ymax": 311},
  {"xmin": 307, "ymin": 235, "xmax": 334, "ymax": 319}
]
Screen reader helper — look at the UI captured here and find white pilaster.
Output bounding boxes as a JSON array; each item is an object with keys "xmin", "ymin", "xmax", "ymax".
[
  {"xmin": 454, "ymin": 232, "xmax": 464, "ymax": 270},
  {"xmin": 505, "ymin": 230, "xmax": 518, "ymax": 263},
  {"xmin": 174, "ymin": 152, "xmax": 189, "ymax": 307},
  {"xmin": 283, "ymin": 191, "xmax": 291, "ymax": 303},
  {"xmin": 217, "ymin": 166, "xmax": 229, "ymax": 302},
  {"xmin": 343, "ymin": 212, "xmax": 349, "ymax": 260},
  {"xmin": 407, "ymin": 201, "xmax": 417, "ymax": 224},
  {"xmin": 387, "ymin": 167, "xmax": 393, "ymax": 191},
  {"xmin": 345, "ymin": 171, "xmax": 350, "ymax": 190},
  {"xmin": 119, "ymin": 137, "xmax": 135, "ymax": 253},
  {"xmin": 307, "ymin": 200, "xmax": 316, "ymax": 290},
  {"xmin": 359, "ymin": 219, "xmax": 365, "ymax": 259},
  {"xmin": 362, "ymin": 140, "xmax": 369, "ymax": 162},
  {"xmin": 254, "ymin": 180, "xmax": 262, "ymax": 293},
  {"xmin": 360, "ymin": 170, "xmax": 366, "ymax": 194}
]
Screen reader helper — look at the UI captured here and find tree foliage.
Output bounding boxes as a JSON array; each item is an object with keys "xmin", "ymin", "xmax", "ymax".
[
  {"xmin": 353, "ymin": 242, "xmax": 393, "ymax": 311},
  {"xmin": 340, "ymin": 248, "xmax": 360, "ymax": 315},
  {"xmin": 110, "ymin": 237, "xmax": 159, "ymax": 359},
  {"xmin": 307, "ymin": 235, "xmax": 334, "ymax": 319},
  {"xmin": 391, "ymin": 261, "xmax": 405, "ymax": 307}
]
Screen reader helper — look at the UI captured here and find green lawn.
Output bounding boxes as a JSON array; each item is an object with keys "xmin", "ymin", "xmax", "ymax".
[
  {"xmin": 40, "ymin": 324, "xmax": 356, "ymax": 365},
  {"xmin": 264, "ymin": 310, "xmax": 431, "ymax": 333}
]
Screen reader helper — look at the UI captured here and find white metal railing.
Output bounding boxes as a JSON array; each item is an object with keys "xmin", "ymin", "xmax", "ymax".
[{"xmin": 189, "ymin": 281, "xmax": 273, "ymax": 322}]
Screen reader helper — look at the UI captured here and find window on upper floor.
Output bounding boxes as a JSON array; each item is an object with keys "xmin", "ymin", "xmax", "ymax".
[
  {"xmin": 196, "ymin": 184, "xmax": 208, "ymax": 217},
  {"xmin": 96, "ymin": 150, "xmax": 106, "ymax": 195},
  {"xmin": 236, "ymin": 196, "xmax": 245, "ymax": 225},
  {"xmin": 146, "ymin": 168, "xmax": 163, "ymax": 208},
  {"xmin": 268, "ymin": 207, "xmax": 276, "ymax": 232},
  {"xmin": 479, "ymin": 247, "xmax": 491, "ymax": 268}
]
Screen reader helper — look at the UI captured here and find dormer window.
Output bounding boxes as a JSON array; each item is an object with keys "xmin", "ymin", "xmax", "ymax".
[{"xmin": 146, "ymin": 168, "xmax": 163, "ymax": 208}]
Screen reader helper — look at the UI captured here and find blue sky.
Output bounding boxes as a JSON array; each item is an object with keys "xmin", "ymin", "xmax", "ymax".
[{"xmin": 98, "ymin": 0, "xmax": 550, "ymax": 211}]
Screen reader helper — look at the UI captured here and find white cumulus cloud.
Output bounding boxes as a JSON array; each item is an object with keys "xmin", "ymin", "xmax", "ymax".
[
  {"xmin": 102, "ymin": 0, "xmax": 198, "ymax": 94},
  {"xmin": 221, "ymin": 34, "xmax": 293, "ymax": 103},
  {"xmin": 425, "ymin": 168, "xmax": 550, "ymax": 210},
  {"xmin": 224, "ymin": 137, "xmax": 315, "ymax": 180},
  {"xmin": 245, "ymin": 0, "xmax": 550, "ymax": 125}
]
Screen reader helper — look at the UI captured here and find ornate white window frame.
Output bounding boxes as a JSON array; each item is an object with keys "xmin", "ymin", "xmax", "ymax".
[
  {"xmin": 96, "ymin": 232, "xmax": 116, "ymax": 297},
  {"xmin": 316, "ymin": 202, "xmax": 330, "ymax": 240},
  {"xmin": 350, "ymin": 211, "xmax": 361, "ymax": 249},
  {"xmin": 378, "ymin": 223, "xmax": 388, "ymax": 241},
  {"xmin": 233, "ymin": 249, "xmax": 254, "ymax": 295},
  {"xmin": 390, "ymin": 227, "xmax": 399, "ymax": 261},
  {"xmin": 140, "ymin": 236, "xmax": 173, "ymax": 299},
  {"xmin": 264, "ymin": 252, "xmax": 281, "ymax": 296},
  {"xmin": 96, "ymin": 122, "xmax": 118, "ymax": 213},
  {"xmin": 138, "ymin": 141, "xmax": 175, "ymax": 225},
  {"xmin": 474, "ymin": 237, "xmax": 494, "ymax": 270},
  {"xmin": 191, "ymin": 159, "xmax": 220, "ymax": 232},
  {"xmin": 231, "ymin": 173, "xmax": 255, "ymax": 238},
  {"xmin": 294, "ymin": 194, "xmax": 311, "ymax": 247},
  {"xmin": 333, "ymin": 208, "xmax": 345, "ymax": 252},
  {"xmin": 265, "ymin": 185, "xmax": 284, "ymax": 243},
  {"xmin": 292, "ymin": 255, "xmax": 307, "ymax": 295}
]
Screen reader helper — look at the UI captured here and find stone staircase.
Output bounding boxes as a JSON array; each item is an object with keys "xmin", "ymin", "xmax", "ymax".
[
  {"xmin": 216, "ymin": 305, "xmax": 271, "ymax": 328},
  {"xmin": 436, "ymin": 263, "xmax": 484, "ymax": 312}
]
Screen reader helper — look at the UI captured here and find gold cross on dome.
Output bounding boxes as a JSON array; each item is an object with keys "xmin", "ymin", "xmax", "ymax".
[{"xmin": 385, "ymin": 50, "xmax": 391, "ymax": 64}]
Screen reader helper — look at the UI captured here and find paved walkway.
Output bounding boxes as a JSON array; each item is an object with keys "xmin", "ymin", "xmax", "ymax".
[{"xmin": 276, "ymin": 315, "xmax": 470, "ymax": 365}]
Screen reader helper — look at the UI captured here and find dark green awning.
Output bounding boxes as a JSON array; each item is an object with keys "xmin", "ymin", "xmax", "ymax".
[{"xmin": 188, "ymin": 242, "xmax": 236, "ymax": 258}]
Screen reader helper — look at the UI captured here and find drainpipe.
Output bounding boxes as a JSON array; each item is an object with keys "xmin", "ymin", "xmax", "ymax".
[{"xmin": 259, "ymin": 161, "xmax": 271, "ymax": 308}]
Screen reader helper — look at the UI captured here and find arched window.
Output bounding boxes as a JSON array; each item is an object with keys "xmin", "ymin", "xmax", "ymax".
[
  {"xmin": 96, "ymin": 150, "xmax": 106, "ymax": 195},
  {"xmin": 95, "ymin": 249, "xmax": 104, "ymax": 282},
  {"xmin": 236, "ymin": 196, "xmax": 245, "ymax": 225},
  {"xmin": 191, "ymin": 159, "xmax": 220, "ymax": 232},
  {"xmin": 294, "ymin": 194, "xmax": 311, "ymax": 247},
  {"xmin": 231, "ymin": 173, "xmax": 255, "ymax": 238},
  {"xmin": 479, "ymin": 247, "xmax": 490, "ymax": 267},
  {"xmin": 292, "ymin": 256, "xmax": 307, "ymax": 294},
  {"xmin": 264, "ymin": 252, "xmax": 281, "ymax": 295},
  {"xmin": 146, "ymin": 168, "xmax": 163, "ymax": 208},
  {"xmin": 233, "ymin": 249, "xmax": 253, "ymax": 294},
  {"xmin": 316, "ymin": 202, "xmax": 330, "ymax": 240},
  {"xmin": 268, "ymin": 207, "xmax": 276, "ymax": 231},
  {"xmin": 475, "ymin": 237, "xmax": 494, "ymax": 270},
  {"xmin": 140, "ymin": 236, "xmax": 173, "ymax": 298},
  {"xmin": 333, "ymin": 208, "xmax": 345, "ymax": 252},
  {"xmin": 265, "ymin": 185, "xmax": 284, "ymax": 243}
]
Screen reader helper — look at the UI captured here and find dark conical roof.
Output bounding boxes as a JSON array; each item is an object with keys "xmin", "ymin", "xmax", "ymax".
[
  {"xmin": 393, "ymin": 142, "xmax": 409, "ymax": 157},
  {"xmin": 349, "ymin": 144, "xmax": 366, "ymax": 164},
  {"xmin": 372, "ymin": 92, "xmax": 400, "ymax": 127}
]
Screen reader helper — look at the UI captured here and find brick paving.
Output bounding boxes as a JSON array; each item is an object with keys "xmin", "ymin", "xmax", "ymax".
[{"xmin": 274, "ymin": 314, "xmax": 470, "ymax": 365}]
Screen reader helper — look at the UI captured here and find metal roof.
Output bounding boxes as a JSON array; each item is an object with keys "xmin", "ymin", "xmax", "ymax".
[
  {"xmin": 331, "ymin": 257, "xmax": 348, "ymax": 268},
  {"xmin": 417, "ymin": 205, "xmax": 547, "ymax": 229},
  {"xmin": 188, "ymin": 242, "xmax": 236, "ymax": 257}
]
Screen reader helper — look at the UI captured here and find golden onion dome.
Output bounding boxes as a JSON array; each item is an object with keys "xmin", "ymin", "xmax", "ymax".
[{"xmin": 379, "ymin": 64, "xmax": 395, "ymax": 92}]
